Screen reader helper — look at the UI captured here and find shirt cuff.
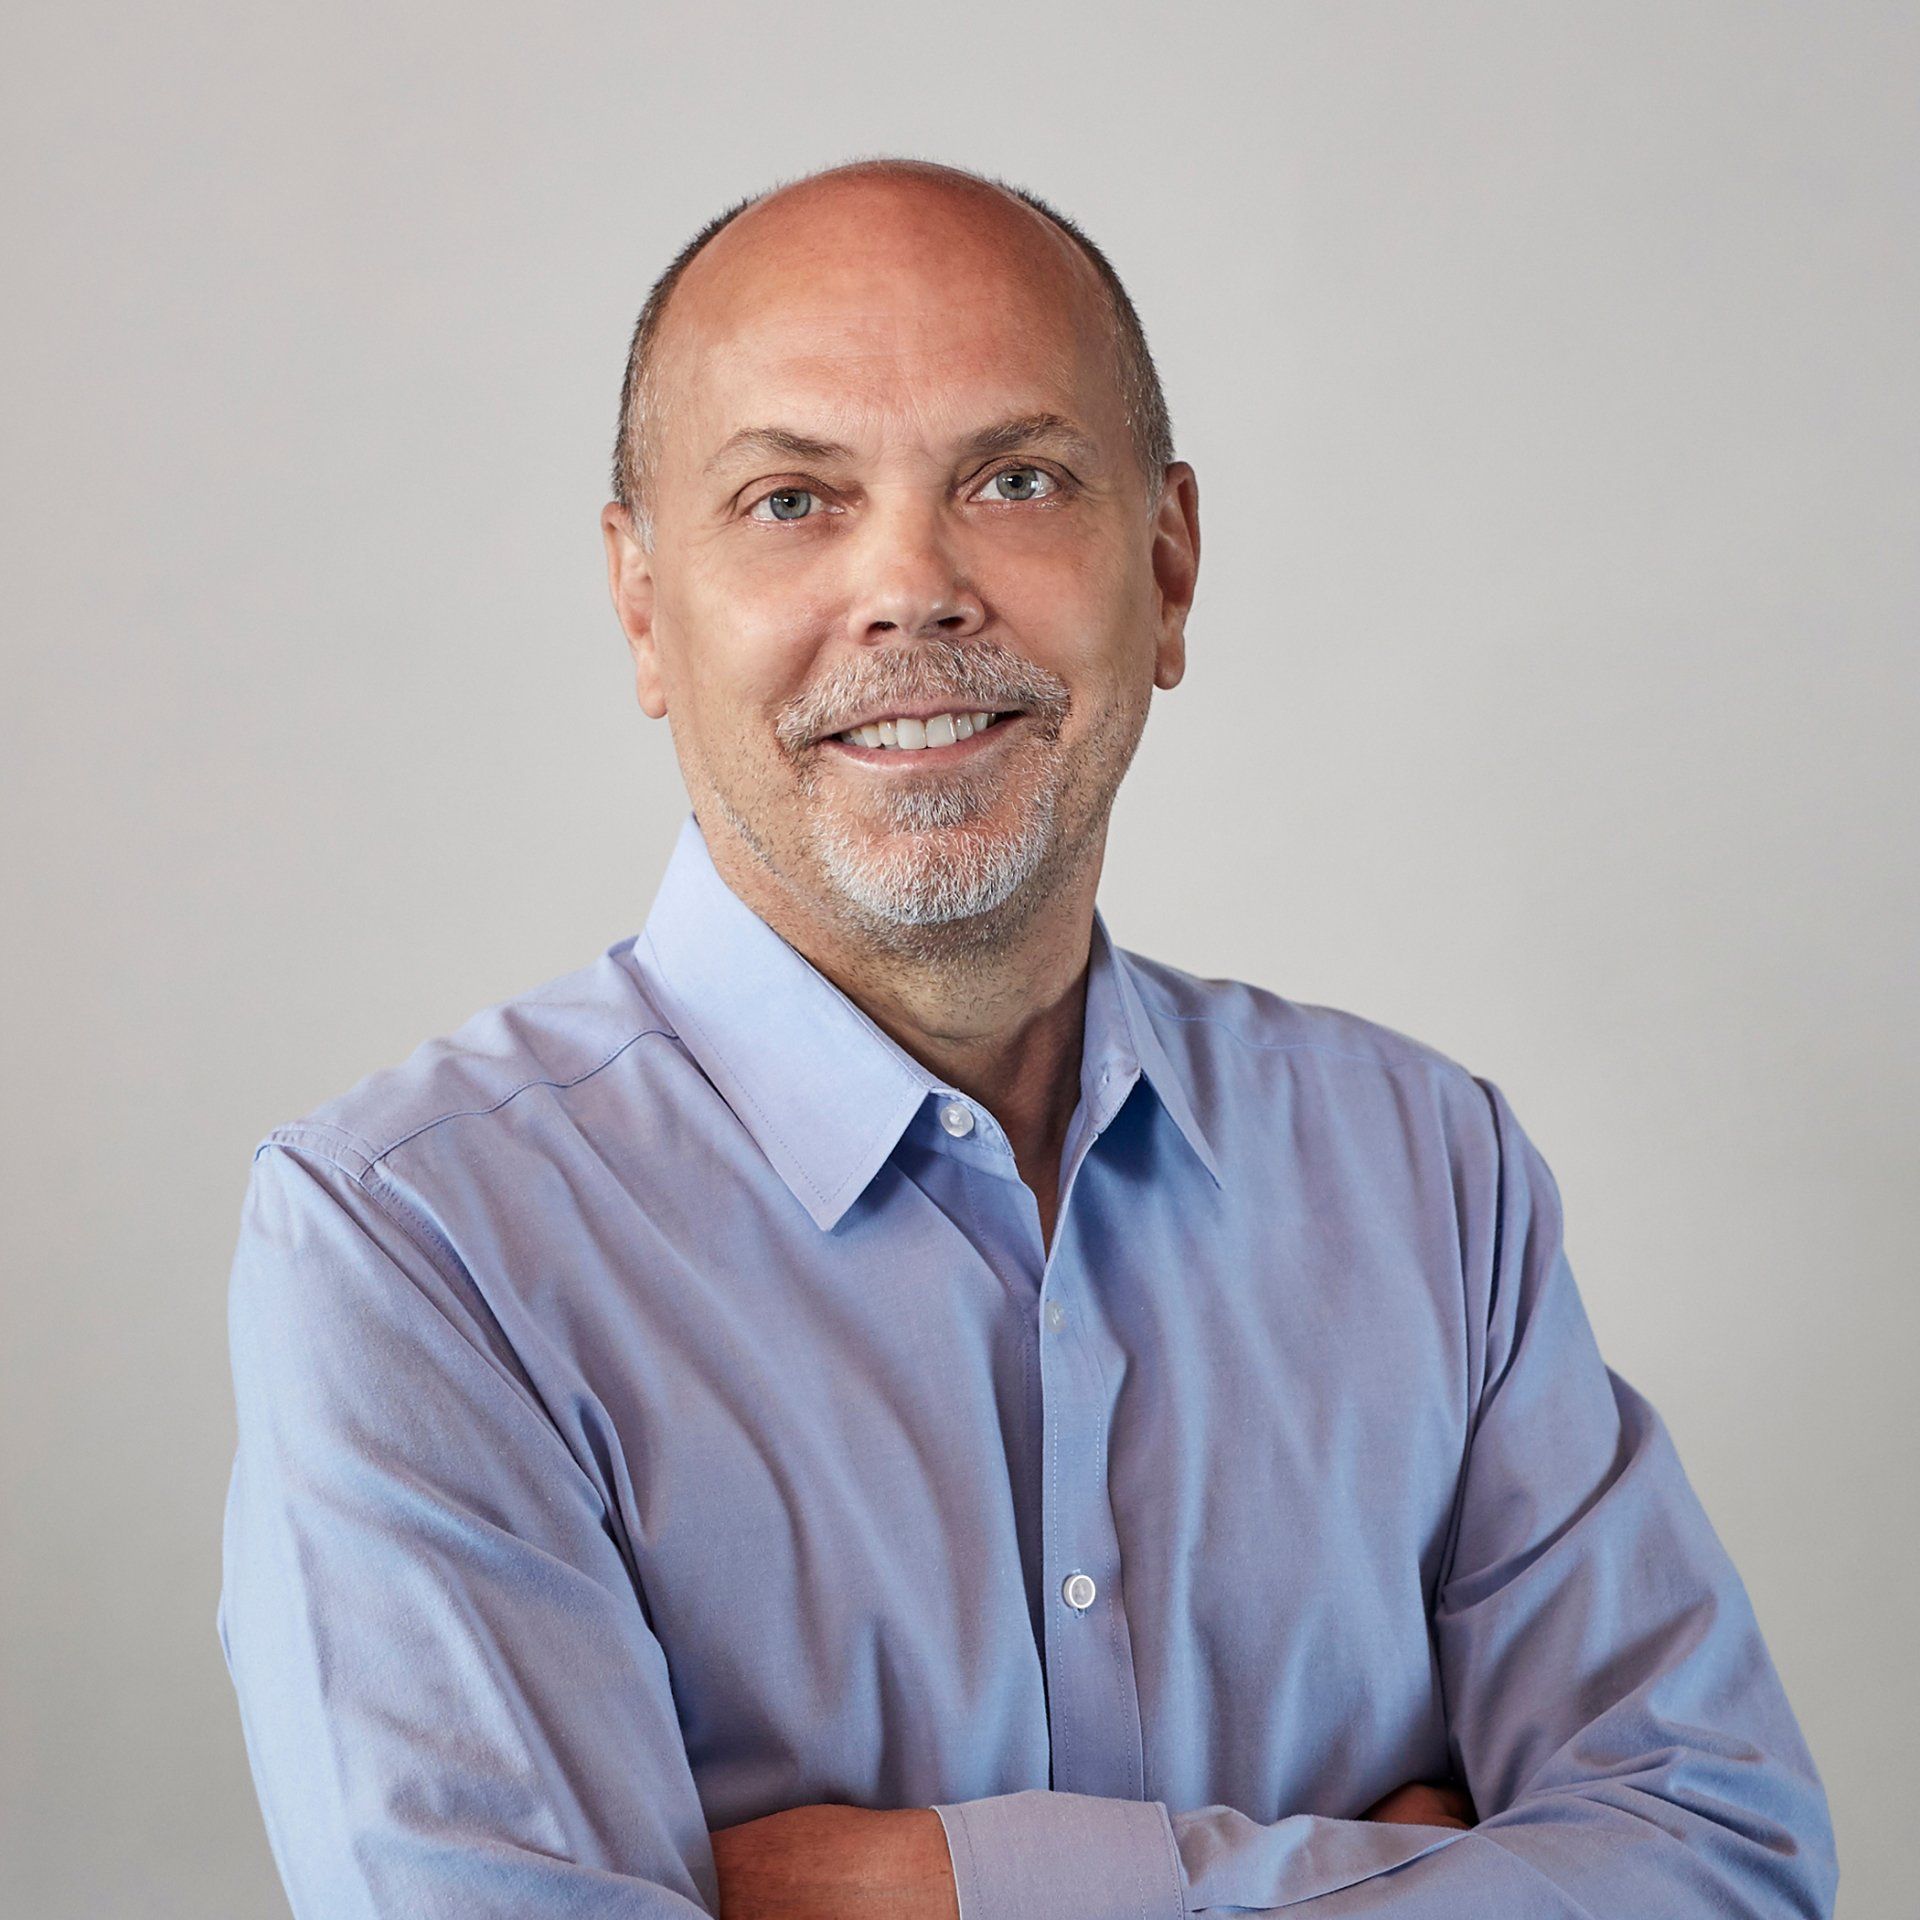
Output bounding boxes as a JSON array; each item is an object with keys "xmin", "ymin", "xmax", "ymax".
[{"xmin": 932, "ymin": 1788, "xmax": 1184, "ymax": 1920}]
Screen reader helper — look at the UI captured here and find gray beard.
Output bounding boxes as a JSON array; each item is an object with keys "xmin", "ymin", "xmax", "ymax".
[
  {"xmin": 809, "ymin": 773, "xmax": 1059, "ymax": 928},
  {"xmin": 704, "ymin": 623, "xmax": 1140, "ymax": 958}
]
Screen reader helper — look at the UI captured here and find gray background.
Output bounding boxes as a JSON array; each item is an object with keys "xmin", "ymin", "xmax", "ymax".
[{"xmin": 4, "ymin": 3, "xmax": 1913, "ymax": 1914}]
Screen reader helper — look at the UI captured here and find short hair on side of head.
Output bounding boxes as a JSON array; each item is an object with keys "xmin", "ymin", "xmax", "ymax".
[{"xmin": 608, "ymin": 157, "xmax": 1175, "ymax": 548}]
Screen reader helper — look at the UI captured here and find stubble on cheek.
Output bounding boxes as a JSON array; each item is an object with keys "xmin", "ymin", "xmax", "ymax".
[{"xmin": 699, "ymin": 715, "xmax": 817, "ymax": 878}]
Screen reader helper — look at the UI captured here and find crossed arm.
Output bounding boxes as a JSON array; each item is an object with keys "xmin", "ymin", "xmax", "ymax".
[
  {"xmin": 221, "ymin": 1093, "xmax": 1835, "ymax": 1918},
  {"xmin": 705, "ymin": 1780, "xmax": 1476, "ymax": 1920}
]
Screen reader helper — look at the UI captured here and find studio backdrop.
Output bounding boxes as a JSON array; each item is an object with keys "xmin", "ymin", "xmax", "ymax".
[{"xmin": 3, "ymin": 4, "xmax": 1913, "ymax": 1916}]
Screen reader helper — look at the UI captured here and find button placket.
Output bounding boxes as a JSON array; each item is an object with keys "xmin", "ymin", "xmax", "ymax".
[{"xmin": 1038, "ymin": 1280, "xmax": 1145, "ymax": 1796}]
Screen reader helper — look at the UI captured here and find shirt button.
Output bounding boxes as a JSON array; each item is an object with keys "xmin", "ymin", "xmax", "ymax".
[
  {"xmin": 1062, "ymin": 1572, "xmax": 1097, "ymax": 1611},
  {"xmin": 938, "ymin": 1101, "xmax": 974, "ymax": 1138},
  {"xmin": 1045, "ymin": 1300, "xmax": 1065, "ymax": 1331}
]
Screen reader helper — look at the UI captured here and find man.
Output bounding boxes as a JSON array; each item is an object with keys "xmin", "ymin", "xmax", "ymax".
[{"xmin": 218, "ymin": 158, "xmax": 1837, "ymax": 1918}]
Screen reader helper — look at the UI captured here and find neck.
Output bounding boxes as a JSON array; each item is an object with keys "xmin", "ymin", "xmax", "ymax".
[{"xmin": 701, "ymin": 810, "xmax": 1105, "ymax": 1190}]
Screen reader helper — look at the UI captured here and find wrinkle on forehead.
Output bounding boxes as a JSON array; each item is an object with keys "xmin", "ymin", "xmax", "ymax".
[{"xmin": 690, "ymin": 324, "xmax": 1086, "ymax": 446}]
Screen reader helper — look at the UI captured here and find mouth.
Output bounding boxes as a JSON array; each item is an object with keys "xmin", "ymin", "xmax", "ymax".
[{"xmin": 819, "ymin": 707, "xmax": 1026, "ymax": 764}]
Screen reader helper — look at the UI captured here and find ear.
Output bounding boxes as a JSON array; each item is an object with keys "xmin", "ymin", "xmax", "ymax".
[
  {"xmin": 601, "ymin": 501, "xmax": 667, "ymax": 719},
  {"xmin": 1148, "ymin": 461, "xmax": 1200, "ymax": 691}
]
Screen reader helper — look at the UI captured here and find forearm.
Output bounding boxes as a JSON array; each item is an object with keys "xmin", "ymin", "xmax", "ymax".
[
  {"xmin": 931, "ymin": 1772, "xmax": 1830, "ymax": 1920},
  {"xmin": 705, "ymin": 1781, "xmax": 1469, "ymax": 1920},
  {"xmin": 708, "ymin": 1805, "xmax": 958, "ymax": 1920}
]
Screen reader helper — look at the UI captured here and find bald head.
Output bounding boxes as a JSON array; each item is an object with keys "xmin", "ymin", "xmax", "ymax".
[{"xmin": 609, "ymin": 159, "xmax": 1174, "ymax": 543}]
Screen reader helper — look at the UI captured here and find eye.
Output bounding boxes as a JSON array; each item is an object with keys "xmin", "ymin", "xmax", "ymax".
[
  {"xmin": 974, "ymin": 465, "xmax": 1060, "ymax": 504},
  {"xmin": 747, "ymin": 486, "xmax": 822, "ymax": 523}
]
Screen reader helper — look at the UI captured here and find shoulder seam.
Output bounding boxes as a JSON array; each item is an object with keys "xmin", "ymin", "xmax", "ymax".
[
  {"xmin": 262, "ymin": 1024, "xmax": 679, "ymax": 1172},
  {"xmin": 1115, "ymin": 947, "xmax": 1478, "ymax": 1086},
  {"xmin": 1149, "ymin": 1008, "xmax": 1480, "ymax": 1087},
  {"xmin": 367, "ymin": 1024, "xmax": 677, "ymax": 1169}
]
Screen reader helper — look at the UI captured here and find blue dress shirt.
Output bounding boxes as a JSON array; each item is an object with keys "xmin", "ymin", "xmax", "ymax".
[{"xmin": 219, "ymin": 809, "xmax": 1837, "ymax": 1917}]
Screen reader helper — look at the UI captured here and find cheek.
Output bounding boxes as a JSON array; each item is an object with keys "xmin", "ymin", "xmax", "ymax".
[
  {"xmin": 662, "ymin": 567, "xmax": 835, "ymax": 717},
  {"xmin": 991, "ymin": 536, "xmax": 1150, "ymax": 682}
]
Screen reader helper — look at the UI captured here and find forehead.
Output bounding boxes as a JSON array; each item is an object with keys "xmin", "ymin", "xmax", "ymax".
[{"xmin": 652, "ymin": 180, "xmax": 1119, "ymax": 456}]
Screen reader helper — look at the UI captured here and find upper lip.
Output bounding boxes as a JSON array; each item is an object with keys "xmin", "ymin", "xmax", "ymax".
[{"xmin": 822, "ymin": 701, "xmax": 1021, "ymax": 741}]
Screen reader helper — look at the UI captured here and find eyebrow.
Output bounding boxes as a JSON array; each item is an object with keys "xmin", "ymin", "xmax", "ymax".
[
  {"xmin": 964, "ymin": 412, "xmax": 1103, "ymax": 466},
  {"xmin": 703, "ymin": 426, "xmax": 849, "ymax": 475},
  {"xmin": 702, "ymin": 412, "xmax": 1103, "ymax": 477}
]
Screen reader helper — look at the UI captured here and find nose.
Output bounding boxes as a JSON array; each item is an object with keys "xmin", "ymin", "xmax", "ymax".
[{"xmin": 844, "ymin": 494, "xmax": 986, "ymax": 645}]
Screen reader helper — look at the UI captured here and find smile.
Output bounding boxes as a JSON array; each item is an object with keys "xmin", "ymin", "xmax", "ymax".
[{"xmin": 844, "ymin": 714, "xmax": 1021, "ymax": 748}]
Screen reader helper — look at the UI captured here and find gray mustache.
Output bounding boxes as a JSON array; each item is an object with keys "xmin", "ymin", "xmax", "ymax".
[{"xmin": 779, "ymin": 633, "xmax": 1082, "ymax": 744}]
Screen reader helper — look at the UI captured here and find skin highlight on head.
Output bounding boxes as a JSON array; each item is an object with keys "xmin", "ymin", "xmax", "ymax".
[{"xmin": 600, "ymin": 158, "xmax": 1199, "ymax": 1236}]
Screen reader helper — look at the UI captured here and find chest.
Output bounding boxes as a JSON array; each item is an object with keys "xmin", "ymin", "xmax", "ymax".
[{"xmin": 523, "ymin": 1136, "xmax": 1468, "ymax": 1816}]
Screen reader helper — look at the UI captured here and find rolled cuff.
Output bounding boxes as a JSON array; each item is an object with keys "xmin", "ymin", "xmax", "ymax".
[{"xmin": 932, "ymin": 1787, "xmax": 1185, "ymax": 1920}]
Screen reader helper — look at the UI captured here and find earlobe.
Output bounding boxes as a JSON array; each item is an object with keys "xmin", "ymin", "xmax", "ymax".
[
  {"xmin": 1150, "ymin": 463, "xmax": 1200, "ymax": 691},
  {"xmin": 601, "ymin": 502, "xmax": 668, "ymax": 720},
  {"xmin": 1154, "ymin": 633, "xmax": 1187, "ymax": 691},
  {"xmin": 631, "ymin": 639, "xmax": 668, "ymax": 721}
]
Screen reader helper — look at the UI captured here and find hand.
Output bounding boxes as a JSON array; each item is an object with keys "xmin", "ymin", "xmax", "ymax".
[
  {"xmin": 709, "ymin": 1802, "xmax": 960, "ymax": 1920},
  {"xmin": 1361, "ymin": 1777, "xmax": 1477, "ymax": 1829}
]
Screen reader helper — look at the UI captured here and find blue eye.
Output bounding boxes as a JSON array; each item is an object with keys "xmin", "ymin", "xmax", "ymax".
[
  {"xmin": 751, "ymin": 488, "xmax": 817, "ymax": 522},
  {"xmin": 981, "ymin": 466, "xmax": 1057, "ymax": 503}
]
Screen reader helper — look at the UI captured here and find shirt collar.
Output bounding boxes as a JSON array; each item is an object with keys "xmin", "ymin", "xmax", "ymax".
[
  {"xmin": 635, "ymin": 810, "xmax": 1222, "ymax": 1231},
  {"xmin": 1095, "ymin": 908, "xmax": 1225, "ymax": 1192}
]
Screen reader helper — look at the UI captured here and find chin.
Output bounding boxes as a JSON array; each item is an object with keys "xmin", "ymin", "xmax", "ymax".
[{"xmin": 815, "ymin": 808, "xmax": 1053, "ymax": 930}]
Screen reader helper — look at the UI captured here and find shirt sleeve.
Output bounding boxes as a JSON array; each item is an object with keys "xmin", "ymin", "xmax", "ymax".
[
  {"xmin": 217, "ymin": 1135, "xmax": 719, "ymax": 1918},
  {"xmin": 932, "ymin": 1075, "xmax": 1838, "ymax": 1918}
]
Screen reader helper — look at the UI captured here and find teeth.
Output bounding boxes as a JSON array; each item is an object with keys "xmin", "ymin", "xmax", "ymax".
[{"xmin": 838, "ymin": 709, "xmax": 1008, "ymax": 750}]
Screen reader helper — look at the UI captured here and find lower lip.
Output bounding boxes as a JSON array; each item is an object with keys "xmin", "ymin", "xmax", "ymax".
[{"xmin": 822, "ymin": 712, "xmax": 1024, "ymax": 766}]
